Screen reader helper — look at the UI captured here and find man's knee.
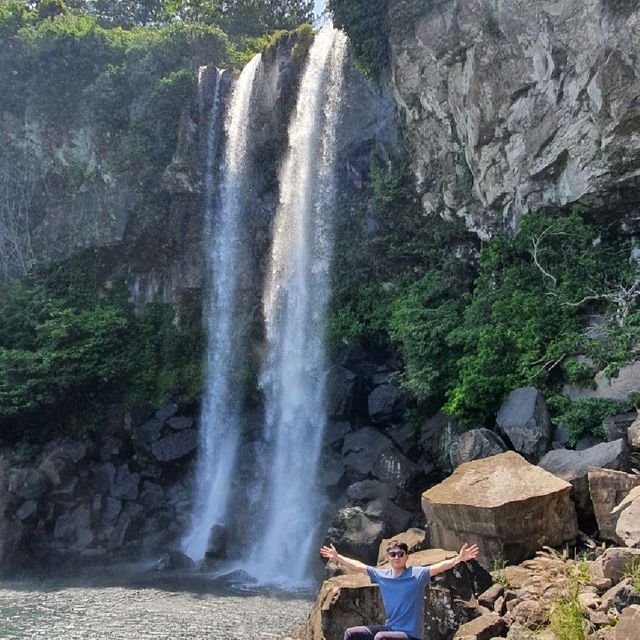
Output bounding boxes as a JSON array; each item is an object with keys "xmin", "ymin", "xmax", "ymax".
[
  {"xmin": 373, "ymin": 632, "xmax": 409, "ymax": 640},
  {"xmin": 344, "ymin": 626, "xmax": 376, "ymax": 640}
]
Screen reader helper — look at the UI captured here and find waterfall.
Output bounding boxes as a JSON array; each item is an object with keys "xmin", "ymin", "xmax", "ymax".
[
  {"xmin": 182, "ymin": 54, "xmax": 263, "ymax": 563},
  {"xmin": 250, "ymin": 24, "xmax": 348, "ymax": 585}
]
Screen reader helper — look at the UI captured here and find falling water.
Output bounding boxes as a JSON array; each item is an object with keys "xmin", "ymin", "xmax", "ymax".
[
  {"xmin": 251, "ymin": 25, "xmax": 348, "ymax": 585},
  {"xmin": 182, "ymin": 54, "xmax": 263, "ymax": 563}
]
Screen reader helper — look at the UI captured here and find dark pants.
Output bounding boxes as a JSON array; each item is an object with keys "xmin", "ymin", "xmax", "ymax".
[{"xmin": 344, "ymin": 626, "xmax": 413, "ymax": 640}]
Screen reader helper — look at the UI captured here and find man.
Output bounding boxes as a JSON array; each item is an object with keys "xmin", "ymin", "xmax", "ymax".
[{"xmin": 320, "ymin": 540, "xmax": 480, "ymax": 640}]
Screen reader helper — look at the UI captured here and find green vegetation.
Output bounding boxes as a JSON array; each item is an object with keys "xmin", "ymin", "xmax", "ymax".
[
  {"xmin": 547, "ymin": 564, "xmax": 592, "ymax": 640},
  {"xmin": 0, "ymin": 267, "xmax": 204, "ymax": 443},
  {"xmin": 623, "ymin": 555, "xmax": 640, "ymax": 591},
  {"xmin": 490, "ymin": 556, "xmax": 510, "ymax": 588},
  {"xmin": 329, "ymin": 150, "xmax": 640, "ymax": 431}
]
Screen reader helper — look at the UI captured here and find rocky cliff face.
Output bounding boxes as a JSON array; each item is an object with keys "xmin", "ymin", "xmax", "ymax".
[{"xmin": 387, "ymin": 0, "xmax": 640, "ymax": 238}]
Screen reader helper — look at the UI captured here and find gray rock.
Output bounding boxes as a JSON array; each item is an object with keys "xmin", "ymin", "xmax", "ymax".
[
  {"xmin": 99, "ymin": 437, "xmax": 123, "ymax": 462},
  {"xmin": 151, "ymin": 429, "xmax": 198, "ymax": 462},
  {"xmin": 155, "ymin": 403, "xmax": 178, "ymax": 421},
  {"xmin": 368, "ymin": 383, "xmax": 404, "ymax": 425},
  {"xmin": 539, "ymin": 440, "xmax": 628, "ymax": 514},
  {"xmin": 135, "ymin": 418, "xmax": 164, "ymax": 445},
  {"xmin": 206, "ymin": 524, "xmax": 228, "ymax": 558},
  {"xmin": 342, "ymin": 427, "xmax": 396, "ymax": 478},
  {"xmin": 166, "ymin": 416, "xmax": 194, "ymax": 431},
  {"xmin": 599, "ymin": 579, "xmax": 640, "ymax": 612},
  {"xmin": 420, "ymin": 412, "xmax": 462, "ymax": 475},
  {"xmin": 603, "ymin": 412, "xmax": 638, "ymax": 442},
  {"xmin": 324, "ymin": 420, "xmax": 350, "ymax": 452},
  {"xmin": 450, "ymin": 429, "xmax": 508, "ymax": 468},
  {"xmin": 156, "ymin": 549, "xmax": 195, "ymax": 571},
  {"xmin": 384, "ymin": 423, "xmax": 420, "ymax": 458},
  {"xmin": 93, "ymin": 463, "xmax": 116, "ymax": 495},
  {"xmin": 110, "ymin": 465, "xmax": 140, "ymax": 501},
  {"xmin": 8, "ymin": 468, "xmax": 49, "ymax": 500},
  {"xmin": 139, "ymin": 481, "xmax": 165, "ymax": 511},
  {"xmin": 109, "ymin": 502, "xmax": 144, "ymax": 549},
  {"xmin": 15, "ymin": 500, "xmax": 38, "ymax": 521},
  {"xmin": 346, "ymin": 479, "xmax": 392, "ymax": 503},
  {"xmin": 326, "ymin": 365, "xmax": 364, "ymax": 421},
  {"xmin": 54, "ymin": 505, "xmax": 93, "ymax": 546},
  {"xmin": 326, "ymin": 506, "xmax": 385, "ymax": 565},
  {"xmin": 101, "ymin": 497, "xmax": 122, "ymax": 526},
  {"xmin": 496, "ymin": 387, "xmax": 551, "ymax": 461},
  {"xmin": 363, "ymin": 498, "xmax": 414, "ymax": 537},
  {"xmin": 576, "ymin": 434, "xmax": 604, "ymax": 451},
  {"xmin": 372, "ymin": 448, "xmax": 420, "ymax": 490},
  {"xmin": 628, "ymin": 414, "xmax": 640, "ymax": 449}
]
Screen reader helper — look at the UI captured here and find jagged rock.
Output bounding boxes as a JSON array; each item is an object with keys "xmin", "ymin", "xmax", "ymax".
[
  {"xmin": 453, "ymin": 613, "xmax": 507, "ymax": 640},
  {"xmin": 166, "ymin": 416, "xmax": 194, "ymax": 431},
  {"xmin": 363, "ymin": 498, "xmax": 413, "ymax": 537},
  {"xmin": 422, "ymin": 452, "xmax": 577, "ymax": 567},
  {"xmin": 599, "ymin": 579, "xmax": 640, "ymax": 612},
  {"xmin": 495, "ymin": 388, "xmax": 551, "ymax": 461},
  {"xmin": 420, "ymin": 412, "xmax": 462, "ymax": 475},
  {"xmin": 629, "ymin": 415, "xmax": 640, "ymax": 449},
  {"xmin": 538, "ymin": 440, "xmax": 628, "ymax": 515},
  {"xmin": 368, "ymin": 383, "xmax": 404, "ymax": 425},
  {"xmin": 139, "ymin": 481, "xmax": 165, "ymax": 510},
  {"xmin": 347, "ymin": 479, "xmax": 392, "ymax": 504},
  {"xmin": 8, "ymin": 467, "xmax": 49, "ymax": 500},
  {"xmin": 155, "ymin": 403, "xmax": 178, "ymax": 421},
  {"xmin": 478, "ymin": 584, "xmax": 504, "ymax": 609},
  {"xmin": 326, "ymin": 365, "xmax": 365, "ymax": 421},
  {"xmin": 38, "ymin": 441, "xmax": 88, "ymax": 488},
  {"xmin": 110, "ymin": 465, "xmax": 140, "ymax": 501},
  {"xmin": 588, "ymin": 468, "xmax": 640, "ymax": 543},
  {"xmin": 603, "ymin": 412, "xmax": 638, "ymax": 442},
  {"xmin": 450, "ymin": 429, "xmax": 507, "ymax": 468},
  {"xmin": 326, "ymin": 506, "xmax": 385, "ymax": 565},
  {"xmin": 151, "ymin": 428, "xmax": 198, "ymax": 462},
  {"xmin": 14, "ymin": 500, "xmax": 37, "ymax": 521},
  {"xmin": 53, "ymin": 505, "xmax": 93, "ymax": 547},
  {"xmin": 612, "ymin": 485, "xmax": 640, "ymax": 547},
  {"xmin": 376, "ymin": 528, "xmax": 428, "ymax": 565},
  {"xmin": 134, "ymin": 418, "xmax": 164, "ymax": 445},
  {"xmin": 599, "ymin": 548, "xmax": 640, "ymax": 583},
  {"xmin": 614, "ymin": 605, "xmax": 640, "ymax": 640}
]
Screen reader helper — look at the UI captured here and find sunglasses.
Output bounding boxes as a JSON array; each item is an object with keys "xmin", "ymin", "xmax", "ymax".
[{"xmin": 387, "ymin": 551, "xmax": 406, "ymax": 558}]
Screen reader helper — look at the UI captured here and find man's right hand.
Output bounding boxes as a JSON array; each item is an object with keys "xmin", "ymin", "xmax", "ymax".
[{"xmin": 320, "ymin": 544, "xmax": 338, "ymax": 562}]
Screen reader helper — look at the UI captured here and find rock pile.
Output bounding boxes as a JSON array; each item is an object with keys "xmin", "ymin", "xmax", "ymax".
[{"xmin": 0, "ymin": 403, "xmax": 196, "ymax": 574}]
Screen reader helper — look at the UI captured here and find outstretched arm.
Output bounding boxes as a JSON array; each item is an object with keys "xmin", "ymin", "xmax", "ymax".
[
  {"xmin": 320, "ymin": 544, "xmax": 368, "ymax": 574},
  {"xmin": 428, "ymin": 543, "xmax": 479, "ymax": 577}
]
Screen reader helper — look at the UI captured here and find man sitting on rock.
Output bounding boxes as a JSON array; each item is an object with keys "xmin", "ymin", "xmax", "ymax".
[{"xmin": 320, "ymin": 539, "xmax": 479, "ymax": 640}]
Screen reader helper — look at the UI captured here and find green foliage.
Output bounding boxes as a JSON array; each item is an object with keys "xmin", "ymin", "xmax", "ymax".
[
  {"xmin": 0, "ymin": 269, "xmax": 204, "ymax": 443},
  {"xmin": 623, "ymin": 556, "xmax": 640, "ymax": 591},
  {"xmin": 329, "ymin": 0, "xmax": 388, "ymax": 78},
  {"xmin": 548, "ymin": 569, "xmax": 591, "ymax": 640},
  {"xmin": 547, "ymin": 394, "xmax": 640, "ymax": 446},
  {"xmin": 445, "ymin": 212, "xmax": 639, "ymax": 426},
  {"xmin": 490, "ymin": 556, "xmax": 510, "ymax": 588}
]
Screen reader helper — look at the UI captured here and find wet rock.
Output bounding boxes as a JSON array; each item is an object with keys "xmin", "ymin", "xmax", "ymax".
[
  {"xmin": 495, "ymin": 387, "xmax": 551, "ymax": 461},
  {"xmin": 326, "ymin": 365, "xmax": 365, "ymax": 421},
  {"xmin": 156, "ymin": 549, "xmax": 196, "ymax": 571},
  {"xmin": 450, "ymin": 429, "xmax": 508, "ymax": 469},
  {"xmin": 422, "ymin": 452, "xmax": 577, "ymax": 567},
  {"xmin": 151, "ymin": 429, "xmax": 198, "ymax": 462}
]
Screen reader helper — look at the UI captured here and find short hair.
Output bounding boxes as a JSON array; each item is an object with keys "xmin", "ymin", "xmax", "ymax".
[{"xmin": 386, "ymin": 540, "xmax": 409, "ymax": 554}]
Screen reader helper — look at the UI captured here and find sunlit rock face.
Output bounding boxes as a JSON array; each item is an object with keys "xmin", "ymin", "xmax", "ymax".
[{"xmin": 387, "ymin": 0, "xmax": 640, "ymax": 238}]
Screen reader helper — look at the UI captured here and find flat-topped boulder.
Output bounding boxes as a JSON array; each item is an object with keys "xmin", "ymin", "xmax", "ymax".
[{"xmin": 422, "ymin": 452, "xmax": 577, "ymax": 567}]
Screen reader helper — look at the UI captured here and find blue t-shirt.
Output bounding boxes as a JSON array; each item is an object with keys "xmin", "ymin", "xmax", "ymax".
[{"xmin": 366, "ymin": 565, "xmax": 432, "ymax": 640}]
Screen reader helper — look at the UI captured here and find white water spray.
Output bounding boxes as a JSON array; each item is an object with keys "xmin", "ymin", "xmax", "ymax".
[
  {"xmin": 182, "ymin": 54, "xmax": 263, "ymax": 562},
  {"xmin": 251, "ymin": 25, "xmax": 348, "ymax": 585}
]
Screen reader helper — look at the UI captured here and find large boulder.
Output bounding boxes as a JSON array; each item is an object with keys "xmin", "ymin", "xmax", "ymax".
[
  {"xmin": 326, "ymin": 365, "xmax": 366, "ymax": 421},
  {"xmin": 450, "ymin": 429, "xmax": 507, "ymax": 469},
  {"xmin": 342, "ymin": 428, "xmax": 419, "ymax": 490},
  {"xmin": 614, "ymin": 605, "xmax": 640, "ymax": 640},
  {"xmin": 8, "ymin": 467, "xmax": 49, "ymax": 501},
  {"xmin": 495, "ymin": 388, "xmax": 551, "ymax": 461},
  {"xmin": 597, "ymin": 547, "xmax": 640, "ymax": 583},
  {"xmin": 588, "ymin": 468, "xmax": 640, "ymax": 543},
  {"xmin": 367, "ymin": 383, "xmax": 404, "ymax": 425},
  {"xmin": 38, "ymin": 441, "xmax": 87, "ymax": 487},
  {"xmin": 612, "ymin": 486, "xmax": 640, "ymax": 548},
  {"xmin": 326, "ymin": 506, "xmax": 385, "ymax": 565},
  {"xmin": 420, "ymin": 412, "xmax": 462, "ymax": 475},
  {"xmin": 422, "ymin": 452, "xmax": 577, "ymax": 567},
  {"xmin": 538, "ymin": 440, "xmax": 628, "ymax": 515}
]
